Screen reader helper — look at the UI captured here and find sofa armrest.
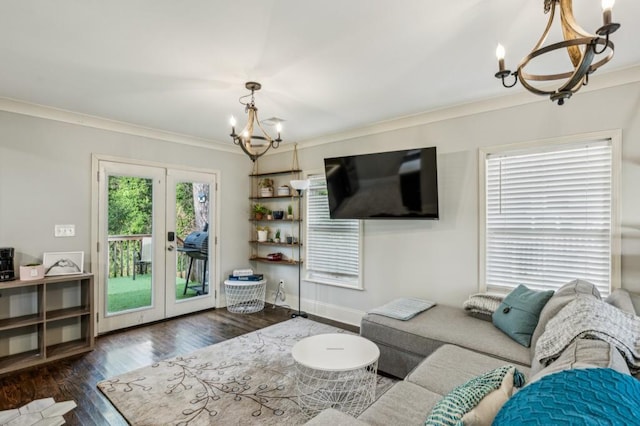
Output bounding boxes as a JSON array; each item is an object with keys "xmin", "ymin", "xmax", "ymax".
[{"xmin": 305, "ymin": 409, "xmax": 368, "ymax": 425}]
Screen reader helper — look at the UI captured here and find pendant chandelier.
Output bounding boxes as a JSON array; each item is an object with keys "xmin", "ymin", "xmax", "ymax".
[
  {"xmin": 494, "ymin": 0, "xmax": 620, "ymax": 105},
  {"xmin": 229, "ymin": 82, "xmax": 282, "ymax": 162}
]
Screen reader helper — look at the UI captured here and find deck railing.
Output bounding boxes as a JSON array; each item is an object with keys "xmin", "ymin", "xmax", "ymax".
[{"xmin": 107, "ymin": 235, "xmax": 191, "ymax": 279}]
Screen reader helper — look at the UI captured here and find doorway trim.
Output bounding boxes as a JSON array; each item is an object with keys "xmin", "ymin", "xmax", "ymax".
[{"xmin": 90, "ymin": 154, "xmax": 222, "ymax": 335}]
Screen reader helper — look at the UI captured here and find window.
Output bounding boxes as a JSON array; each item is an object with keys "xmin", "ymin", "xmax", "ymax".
[
  {"xmin": 305, "ymin": 173, "xmax": 363, "ymax": 289},
  {"xmin": 480, "ymin": 135, "xmax": 620, "ymax": 296}
]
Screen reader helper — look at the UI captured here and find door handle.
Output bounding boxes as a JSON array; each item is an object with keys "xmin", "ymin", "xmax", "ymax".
[{"xmin": 167, "ymin": 245, "xmax": 175, "ymax": 251}]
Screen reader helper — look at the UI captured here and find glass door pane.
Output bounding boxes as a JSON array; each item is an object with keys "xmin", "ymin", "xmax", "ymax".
[
  {"xmin": 165, "ymin": 170, "xmax": 216, "ymax": 318},
  {"xmin": 106, "ymin": 175, "xmax": 154, "ymax": 314},
  {"xmin": 98, "ymin": 161, "xmax": 166, "ymax": 333}
]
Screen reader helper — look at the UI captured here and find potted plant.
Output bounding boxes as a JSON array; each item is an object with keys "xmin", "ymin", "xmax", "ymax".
[
  {"xmin": 266, "ymin": 208, "xmax": 273, "ymax": 221},
  {"xmin": 274, "ymin": 229, "xmax": 281, "ymax": 243},
  {"xmin": 287, "ymin": 204, "xmax": 294, "ymax": 220},
  {"xmin": 257, "ymin": 225, "xmax": 269, "ymax": 242},
  {"xmin": 258, "ymin": 178, "xmax": 274, "ymax": 197},
  {"xmin": 253, "ymin": 203, "xmax": 269, "ymax": 220}
]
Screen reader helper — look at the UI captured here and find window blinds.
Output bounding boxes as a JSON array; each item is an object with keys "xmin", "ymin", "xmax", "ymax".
[
  {"xmin": 305, "ymin": 174, "xmax": 361, "ymax": 287},
  {"xmin": 485, "ymin": 140, "xmax": 612, "ymax": 295}
]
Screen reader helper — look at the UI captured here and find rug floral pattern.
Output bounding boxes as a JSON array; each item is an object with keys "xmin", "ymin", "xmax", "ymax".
[{"xmin": 98, "ymin": 318, "xmax": 396, "ymax": 425}]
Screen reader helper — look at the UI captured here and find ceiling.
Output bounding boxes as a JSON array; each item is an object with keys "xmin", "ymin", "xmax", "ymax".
[{"xmin": 1, "ymin": 1, "xmax": 638, "ymax": 147}]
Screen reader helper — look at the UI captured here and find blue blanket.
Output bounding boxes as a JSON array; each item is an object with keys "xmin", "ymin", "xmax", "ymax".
[{"xmin": 494, "ymin": 368, "xmax": 640, "ymax": 425}]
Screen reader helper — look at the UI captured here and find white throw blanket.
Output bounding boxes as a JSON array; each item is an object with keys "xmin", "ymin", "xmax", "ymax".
[
  {"xmin": 368, "ymin": 297, "xmax": 436, "ymax": 320},
  {"xmin": 535, "ymin": 296, "xmax": 640, "ymax": 373}
]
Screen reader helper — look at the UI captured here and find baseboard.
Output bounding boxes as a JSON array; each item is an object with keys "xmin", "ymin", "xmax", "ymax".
[
  {"xmin": 301, "ymin": 297, "xmax": 365, "ymax": 327},
  {"xmin": 218, "ymin": 294, "xmax": 365, "ymax": 327}
]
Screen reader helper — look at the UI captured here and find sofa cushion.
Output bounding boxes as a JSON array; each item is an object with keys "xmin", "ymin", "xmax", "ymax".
[
  {"xmin": 357, "ymin": 381, "xmax": 441, "ymax": 426},
  {"xmin": 492, "ymin": 285, "xmax": 554, "ymax": 347},
  {"xmin": 630, "ymin": 292, "xmax": 640, "ymax": 315},
  {"xmin": 529, "ymin": 337, "xmax": 630, "ymax": 380},
  {"xmin": 425, "ymin": 365, "xmax": 524, "ymax": 426},
  {"xmin": 361, "ymin": 305, "xmax": 531, "ymax": 376},
  {"xmin": 407, "ymin": 345, "xmax": 530, "ymax": 396},
  {"xmin": 305, "ymin": 408, "xmax": 367, "ymax": 425},
  {"xmin": 529, "ymin": 279, "xmax": 601, "ymax": 359},
  {"xmin": 605, "ymin": 289, "xmax": 637, "ymax": 315},
  {"xmin": 493, "ymin": 368, "xmax": 640, "ymax": 426}
]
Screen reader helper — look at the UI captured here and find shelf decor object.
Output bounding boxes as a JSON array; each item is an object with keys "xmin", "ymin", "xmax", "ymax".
[
  {"xmin": 290, "ymin": 179, "xmax": 310, "ymax": 319},
  {"xmin": 494, "ymin": 0, "xmax": 621, "ymax": 105},
  {"xmin": 42, "ymin": 251, "xmax": 84, "ymax": 276},
  {"xmin": 229, "ymin": 81, "xmax": 283, "ymax": 162}
]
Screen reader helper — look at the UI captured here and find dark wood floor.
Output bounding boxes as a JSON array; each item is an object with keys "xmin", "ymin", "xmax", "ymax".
[{"xmin": 0, "ymin": 305, "xmax": 357, "ymax": 425}]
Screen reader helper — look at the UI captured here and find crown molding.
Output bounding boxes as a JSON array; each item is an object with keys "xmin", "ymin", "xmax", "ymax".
[
  {"xmin": 0, "ymin": 97, "xmax": 239, "ymax": 154},
  {"xmin": 1, "ymin": 64, "xmax": 638, "ymax": 154},
  {"xmin": 296, "ymin": 65, "xmax": 640, "ymax": 149}
]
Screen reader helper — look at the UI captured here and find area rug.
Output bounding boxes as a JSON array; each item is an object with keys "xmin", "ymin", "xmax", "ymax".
[{"xmin": 98, "ymin": 318, "xmax": 396, "ymax": 425}]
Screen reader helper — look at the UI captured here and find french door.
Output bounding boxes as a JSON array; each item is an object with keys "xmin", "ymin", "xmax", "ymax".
[{"xmin": 96, "ymin": 161, "xmax": 217, "ymax": 333}]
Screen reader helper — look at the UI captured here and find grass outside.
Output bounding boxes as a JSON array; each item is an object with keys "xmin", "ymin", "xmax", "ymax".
[{"xmin": 107, "ymin": 274, "xmax": 203, "ymax": 313}]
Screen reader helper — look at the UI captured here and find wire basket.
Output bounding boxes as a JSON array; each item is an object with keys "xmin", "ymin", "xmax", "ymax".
[{"xmin": 224, "ymin": 280, "xmax": 266, "ymax": 314}]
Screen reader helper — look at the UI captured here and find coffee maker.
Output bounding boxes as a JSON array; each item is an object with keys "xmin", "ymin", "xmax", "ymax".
[{"xmin": 0, "ymin": 247, "xmax": 16, "ymax": 281}]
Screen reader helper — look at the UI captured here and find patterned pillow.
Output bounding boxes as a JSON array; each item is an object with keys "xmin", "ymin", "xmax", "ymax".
[
  {"xmin": 463, "ymin": 293, "xmax": 505, "ymax": 321},
  {"xmin": 493, "ymin": 368, "xmax": 640, "ymax": 425},
  {"xmin": 425, "ymin": 366, "xmax": 525, "ymax": 426}
]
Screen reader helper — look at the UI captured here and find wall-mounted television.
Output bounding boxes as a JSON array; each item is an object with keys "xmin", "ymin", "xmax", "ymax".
[{"xmin": 324, "ymin": 146, "xmax": 439, "ymax": 220}]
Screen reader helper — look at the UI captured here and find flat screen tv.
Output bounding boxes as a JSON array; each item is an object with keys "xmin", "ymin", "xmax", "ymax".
[{"xmin": 324, "ymin": 147, "xmax": 439, "ymax": 220}]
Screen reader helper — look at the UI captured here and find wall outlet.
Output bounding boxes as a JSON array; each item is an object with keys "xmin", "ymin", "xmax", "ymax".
[
  {"xmin": 54, "ymin": 224, "xmax": 75, "ymax": 237},
  {"xmin": 277, "ymin": 280, "xmax": 286, "ymax": 302}
]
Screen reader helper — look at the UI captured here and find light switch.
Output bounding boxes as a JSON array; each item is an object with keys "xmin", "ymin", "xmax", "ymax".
[{"xmin": 54, "ymin": 224, "xmax": 75, "ymax": 237}]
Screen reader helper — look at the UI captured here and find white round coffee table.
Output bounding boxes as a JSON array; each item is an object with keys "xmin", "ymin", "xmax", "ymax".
[{"xmin": 292, "ymin": 333, "xmax": 380, "ymax": 418}]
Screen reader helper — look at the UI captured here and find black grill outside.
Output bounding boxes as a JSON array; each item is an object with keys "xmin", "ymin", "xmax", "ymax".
[{"xmin": 183, "ymin": 231, "xmax": 208, "ymax": 254}]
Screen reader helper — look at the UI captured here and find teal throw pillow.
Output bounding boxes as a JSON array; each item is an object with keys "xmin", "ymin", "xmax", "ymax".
[
  {"xmin": 492, "ymin": 285, "xmax": 554, "ymax": 347},
  {"xmin": 425, "ymin": 365, "xmax": 525, "ymax": 426}
]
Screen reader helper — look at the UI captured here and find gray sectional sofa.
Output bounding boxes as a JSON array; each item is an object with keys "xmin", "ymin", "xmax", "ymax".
[{"xmin": 307, "ymin": 281, "xmax": 640, "ymax": 425}]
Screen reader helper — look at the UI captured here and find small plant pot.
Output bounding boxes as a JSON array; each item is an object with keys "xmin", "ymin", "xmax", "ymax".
[
  {"xmin": 274, "ymin": 238, "xmax": 281, "ymax": 243},
  {"xmin": 260, "ymin": 187, "xmax": 274, "ymax": 197},
  {"xmin": 255, "ymin": 213, "xmax": 264, "ymax": 220},
  {"xmin": 266, "ymin": 214, "xmax": 273, "ymax": 220},
  {"xmin": 286, "ymin": 236, "xmax": 294, "ymax": 244},
  {"xmin": 273, "ymin": 210, "xmax": 284, "ymax": 220},
  {"xmin": 286, "ymin": 214, "xmax": 294, "ymax": 220},
  {"xmin": 257, "ymin": 230, "xmax": 268, "ymax": 242}
]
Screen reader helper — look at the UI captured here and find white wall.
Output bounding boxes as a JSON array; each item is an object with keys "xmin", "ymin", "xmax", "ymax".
[
  {"xmin": 267, "ymin": 80, "xmax": 640, "ymax": 323},
  {"xmin": 0, "ymin": 110, "xmax": 252, "ymax": 303}
]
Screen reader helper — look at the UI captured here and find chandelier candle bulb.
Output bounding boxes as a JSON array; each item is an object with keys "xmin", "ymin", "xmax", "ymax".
[
  {"xmin": 602, "ymin": 0, "xmax": 614, "ymax": 26},
  {"xmin": 230, "ymin": 116, "xmax": 236, "ymax": 134},
  {"xmin": 496, "ymin": 44, "xmax": 506, "ymax": 71}
]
